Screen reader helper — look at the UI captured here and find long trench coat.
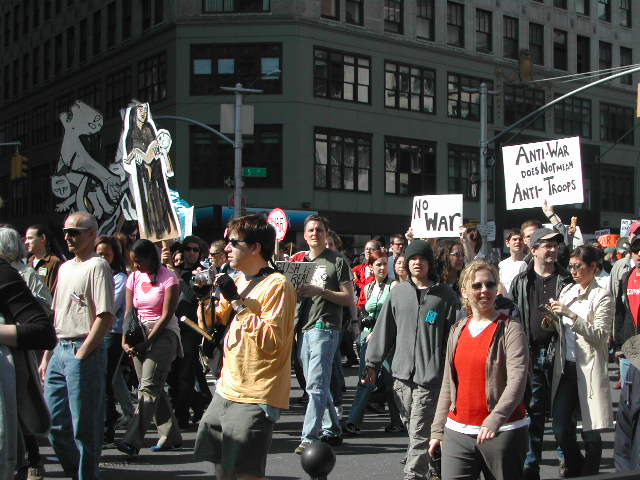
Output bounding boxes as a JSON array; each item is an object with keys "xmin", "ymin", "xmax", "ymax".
[{"xmin": 550, "ymin": 280, "xmax": 614, "ymax": 431}]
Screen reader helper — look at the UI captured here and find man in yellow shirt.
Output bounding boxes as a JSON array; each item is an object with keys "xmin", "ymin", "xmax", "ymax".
[{"xmin": 194, "ymin": 214, "xmax": 296, "ymax": 480}]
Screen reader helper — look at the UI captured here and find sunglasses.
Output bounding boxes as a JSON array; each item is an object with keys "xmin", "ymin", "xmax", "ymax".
[
  {"xmin": 470, "ymin": 281, "xmax": 497, "ymax": 290},
  {"xmin": 209, "ymin": 251, "xmax": 224, "ymax": 257},
  {"xmin": 184, "ymin": 246, "xmax": 200, "ymax": 252},
  {"xmin": 63, "ymin": 227, "xmax": 90, "ymax": 236},
  {"xmin": 225, "ymin": 238, "xmax": 250, "ymax": 247},
  {"xmin": 567, "ymin": 263, "xmax": 586, "ymax": 271}
]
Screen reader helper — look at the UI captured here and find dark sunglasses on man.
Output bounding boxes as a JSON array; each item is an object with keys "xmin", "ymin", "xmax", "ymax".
[{"xmin": 63, "ymin": 227, "xmax": 90, "ymax": 236}]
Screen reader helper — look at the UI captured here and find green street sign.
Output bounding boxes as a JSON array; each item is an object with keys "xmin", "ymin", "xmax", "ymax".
[{"xmin": 243, "ymin": 167, "xmax": 267, "ymax": 178}]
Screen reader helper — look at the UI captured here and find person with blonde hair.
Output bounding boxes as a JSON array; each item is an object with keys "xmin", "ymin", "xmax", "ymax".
[{"xmin": 430, "ymin": 261, "xmax": 529, "ymax": 479}]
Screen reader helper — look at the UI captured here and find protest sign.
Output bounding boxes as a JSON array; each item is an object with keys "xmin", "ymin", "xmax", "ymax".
[
  {"xmin": 594, "ymin": 228, "xmax": 610, "ymax": 238},
  {"xmin": 621, "ymin": 219, "xmax": 633, "ymax": 238},
  {"xmin": 410, "ymin": 194, "xmax": 463, "ymax": 238},
  {"xmin": 477, "ymin": 221, "xmax": 496, "ymax": 242},
  {"xmin": 267, "ymin": 208, "xmax": 289, "ymax": 241},
  {"xmin": 502, "ymin": 136, "xmax": 583, "ymax": 210},
  {"xmin": 276, "ymin": 262, "xmax": 317, "ymax": 289}
]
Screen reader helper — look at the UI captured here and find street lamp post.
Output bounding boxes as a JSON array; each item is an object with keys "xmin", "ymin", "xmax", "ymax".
[{"xmin": 220, "ymin": 83, "xmax": 263, "ymax": 218}]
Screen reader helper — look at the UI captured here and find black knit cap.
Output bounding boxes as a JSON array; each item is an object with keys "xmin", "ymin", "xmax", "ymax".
[{"xmin": 404, "ymin": 239, "xmax": 434, "ymax": 265}]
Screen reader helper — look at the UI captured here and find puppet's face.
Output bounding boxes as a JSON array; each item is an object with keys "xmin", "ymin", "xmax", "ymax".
[
  {"xmin": 135, "ymin": 105, "xmax": 148, "ymax": 124},
  {"xmin": 51, "ymin": 175, "xmax": 71, "ymax": 198}
]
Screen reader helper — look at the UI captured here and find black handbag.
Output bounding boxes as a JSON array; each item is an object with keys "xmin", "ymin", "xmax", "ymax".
[{"xmin": 124, "ymin": 305, "xmax": 146, "ymax": 346}]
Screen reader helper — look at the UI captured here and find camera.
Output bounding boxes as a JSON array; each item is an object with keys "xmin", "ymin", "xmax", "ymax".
[
  {"xmin": 361, "ymin": 316, "xmax": 376, "ymax": 329},
  {"xmin": 538, "ymin": 303, "xmax": 560, "ymax": 328},
  {"xmin": 192, "ymin": 266, "xmax": 218, "ymax": 288}
]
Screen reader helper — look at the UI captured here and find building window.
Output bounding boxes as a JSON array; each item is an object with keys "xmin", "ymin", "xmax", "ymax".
[
  {"xmin": 55, "ymin": 0, "xmax": 62, "ymax": 14},
  {"xmin": 576, "ymin": 0, "xmax": 589, "ymax": 15},
  {"xmin": 599, "ymin": 41, "xmax": 611, "ymax": 71},
  {"xmin": 78, "ymin": 82, "xmax": 103, "ymax": 110},
  {"xmin": 314, "ymin": 47, "xmax": 370, "ymax": 104},
  {"xmin": 190, "ymin": 124, "xmax": 282, "ymax": 189},
  {"xmin": 142, "ymin": 0, "xmax": 151, "ymax": 30},
  {"xmin": 346, "ymin": 0, "xmax": 363, "ymax": 25},
  {"xmin": 66, "ymin": 26, "xmax": 74, "ymax": 68},
  {"xmin": 384, "ymin": 0, "xmax": 403, "ymax": 34},
  {"xmin": 447, "ymin": 73, "xmax": 494, "ymax": 122},
  {"xmin": 503, "ymin": 16, "xmax": 518, "ymax": 60},
  {"xmin": 44, "ymin": 0, "xmax": 51, "ymax": 20},
  {"xmin": 12, "ymin": 59, "xmax": 18, "ymax": 96},
  {"xmin": 32, "ymin": 46, "xmax": 39, "ymax": 86},
  {"xmin": 3, "ymin": 13, "xmax": 9, "ymax": 47},
  {"xmin": 620, "ymin": 47, "xmax": 633, "ymax": 85},
  {"xmin": 529, "ymin": 23, "xmax": 544, "ymax": 65},
  {"xmin": 600, "ymin": 102, "xmax": 634, "ymax": 145},
  {"xmin": 191, "ymin": 43, "xmax": 282, "ymax": 95},
  {"xmin": 12, "ymin": 5, "xmax": 18, "ymax": 42},
  {"xmin": 314, "ymin": 128, "xmax": 371, "ymax": 192},
  {"xmin": 384, "ymin": 61, "xmax": 435, "ymax": 114},
  {"xmin": 155, "ymin": 0, "xmax": 163, "ymax": 24},
  {"xmin": 137, "ymin": 52, "xmax": 167, "ymax": 103},
  {"xmin": 417, "ymin": 0, "xmax": 434, "ymax": 40},
  {"xmin": 79, "ymin": 19, "xmax": 87, "ymax": 63},
  {"xmin": 22, "ymin": 53, "xmax": 29, "ymax": 92},
  {"xmin": 601, "ymin": 165, "xmax": 634, "ymax": 211},
  {"xmin": 597, "ymin": 0, "xmax": 610, "ymax": 21},
  {"xmin": 3, "ymin": 66, "xmax": 8, "ymax": 101},
  {"xmin": 43, "ymin": 40, "xmax": 50, "ymax": 81},
  {"xmin": 448, "ymin": 144, "xmax": 493, "ymax": 201},
  {"xmin": 553, "ymin": 29, "xmax": 567, "ymax": 70},
  {"xmin": 553, "ymin": 0, "xmax": 567, "ymax": 8},
  {"xmin": 554, "ymin": 95, "xmax": 591, "ymax": 138},
  {"xmin": 476, "ymin": 9, "xmax": 492, "ymax": 54},
  {"xmin": 447, "ymin": 2, "xmax": 464, "ymax": 47},
  {"xmin": 54, "ymin": 33, "xmax": 62, "ymax": 75},
  {"xmin": 321, "ymin": 0, "xmax": 339, "ymax": 19},
  {"xmin": 385, "ymin": 137, "xmax": 436, "ymax": 195},
  {"xmin": 107, "ymin": 1, "xmax": 116, "ymax": 47},
  {"xmin": 203, "ymin": 0, "xmax": 270, "ymax": 12},
  {"xmin": 122, "ymin": 0, "xmax": 132, "ymax": 39},
  {"xmin": 32, "ymin": 104, "xmax": 50, "ymax": 145},
  {"xmin": 23, "ymin": 0, "xmax": 29, "ymax": 35},
  {"xmin": 576, "ymin": 36, "xmax": 590, "ymax": 73},
  {"xmin": 93, "ymin": 10, "xmax": 101, "ymax": 55},
  {"xmin": 33, "ymin": 1, "xmax": 39, "ymax": 28},
  {"xmin": 620, "ymin": 0, "xmax": 631, "ymax": 27},
  {"xmin": 504, "ymin": 85, "xmax": 545, "ymax": 130},
  {"xmin": 105, "ymin": 67, "xmax": 131, "ymax": 118}
]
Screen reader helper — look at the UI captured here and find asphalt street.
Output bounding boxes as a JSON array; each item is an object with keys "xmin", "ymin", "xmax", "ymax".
[{"xmin": 40, "ymin": 364, "xmax": 621, "ymax": 479}]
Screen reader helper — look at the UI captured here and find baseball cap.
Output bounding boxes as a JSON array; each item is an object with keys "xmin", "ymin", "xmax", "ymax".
[{"xmin": 529, "ymin": 228, "xmax": 563, "ymax": 248}]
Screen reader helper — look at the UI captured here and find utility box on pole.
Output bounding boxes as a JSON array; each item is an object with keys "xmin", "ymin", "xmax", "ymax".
[{"xmin": 220, "ymin": 104, "xmax": 254, "ymax": 135}]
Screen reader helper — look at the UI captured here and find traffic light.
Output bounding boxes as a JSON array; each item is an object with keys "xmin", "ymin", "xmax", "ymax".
[{"xmin": 10, "ymin": 153, "xmax": 28, "ymax": 180}]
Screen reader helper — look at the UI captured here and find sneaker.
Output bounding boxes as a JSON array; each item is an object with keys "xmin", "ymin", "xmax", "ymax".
[
  {"xmin": 343, "ymin": 422, "xmax": 360, "ymax": 435},
  {"xmin": 26, "ymin": 462, "xmax": 45, "ymax": 480},
  {"xmin": 384, "ymin": 423, "xmax": 405, "ymax": 433},
  {"xmin": 320, "ymin": 434, "xmax": 343, "ymax": 446},
  {"xmin": 116, "ymin": 441, "xmax": 139, "ymax": 456},
  {"xmin": 295, "ymin": 441, "xmax": 312, "ymax": 455}
]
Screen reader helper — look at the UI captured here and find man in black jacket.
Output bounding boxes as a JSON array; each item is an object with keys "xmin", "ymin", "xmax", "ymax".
[{"xmin": 510, "ymin": 228, "xmax": 573, "ymax": 480}]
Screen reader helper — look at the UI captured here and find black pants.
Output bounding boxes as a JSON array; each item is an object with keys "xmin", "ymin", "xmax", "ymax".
[{"xmin": 104, "ymin": 333, "xmax": 124, "ymax": 429}]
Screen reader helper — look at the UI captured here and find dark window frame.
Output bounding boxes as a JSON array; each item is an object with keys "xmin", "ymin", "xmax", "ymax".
[
  {"xmin": 553, "ymin": 29, "xmax": 567, "ymax": 70},
  {"xmin": 107, "ymin": 1, "xmax": 116, "ymax": 47},
  {"xmin": 447, "ymin": 72, "xmax": 494, "ymax": 122},
  {"xmin": 416, "ymin": 0, "xmax": 435, "ymax": 41},
  {"xmin": 202, "ymin": 0, "xmax": 271, "ymax": 13},
  {"xmin": 384, "ymin": 0, "xmax": 403, "ymax": 34},
  {"xmin": 447, "ymin": 1, "xmax": 464, "ymax": 47},
  {"xmin": 122, "ymin": 0, "xmax": 132, "ymax": 39},
  {"xmin": 554, "ymin": 95, "xmax": 591, "ymax": 138},
  {"xmin": 620, "ymin": 46, "xmax": 633, "ymax": 85},
  {"xmin": 105, "ymin": 67, "xmax": 132, "ymax": 118},
  {"xmin": 384, "ymin": 136, "xmax": 437, "ymax": 196},
  {"xmin": 576, "ymin": 0, "xmax": 589, "ymax": 15},
  {"xmin": 597, "ymin": 0, "xmax": 611, "ymax": 21},
  {"xmin": 620, "ymin": 0, "xmax": 631, "ymax": 27},
  {"xmin": 504, "ymin": 85, "xmax": 546, "ymax": 131},
  {"xmin": 448, "ymin": 144, "xmax": 494, "ymax": 201},
  {"xmin": 599, "ymin": 41, "xmax": 612, "ymax": 71},
  {"xmin": 92, "ymin": 10, "xmax": 101, "ymax": 55},
  {"xmin": 600, "ymin": 102, "xmax": 634, "ymax": 145},
  {"xmin": 503, "ymin": 15, "xmax": 519, "ymax": 60},
  {"xmin": 476, "ymin": 9, "xmax": 492, "ymax": 54},
  {"xmin": 384, "ymin": 61, "xmax": 436, "ymax": 114},
  {"xmin": 314, "ymin": 127, "xmax": 371, "ymax": 192},
  {"xmin": 576, "ymin": 35, "xmax": 590, "ymax": 73},
  {"xmin": 320, "ymin": 0, "xmax": 339, "ymax": 20},
  {"xmin": 600, "ymin": 164, "xmax": 634, "ymax": 212},
  {"xmin": 529, "ymin": 22, "xmax": 544, "ymax": 65},
  {"xmin": 345, "ymin": 0, "xmax": 364, "ymax": 25},
  {"xmin": 313, "ymin": 46, "xmax": 371, "ymax": 104},
  {"xmin": 137, "ymin": 51, "xmax": 167, "ymax": 104}
]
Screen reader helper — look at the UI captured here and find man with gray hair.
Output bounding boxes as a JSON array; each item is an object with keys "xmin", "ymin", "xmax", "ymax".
[{"xmin": 39, "ymin": 212, "xmax": 115, "ymax": 480}]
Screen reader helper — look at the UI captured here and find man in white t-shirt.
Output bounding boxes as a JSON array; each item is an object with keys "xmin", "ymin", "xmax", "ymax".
[
  {"xmin": 499, "ymin": 228, "xmax": 527, "ymax": 296},
  {"xmin": 39, "ymin": 212, "xmax": 115, "ymax": 480}
]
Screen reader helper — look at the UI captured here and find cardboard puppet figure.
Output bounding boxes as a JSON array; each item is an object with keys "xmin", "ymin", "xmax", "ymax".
[
  {"xmin": 121, "ymin": 102, "xmax": 181, "ymax": 242},
  {"xmin": 51, "ymin": 100, "xmax": 136, "ymax": 235}
]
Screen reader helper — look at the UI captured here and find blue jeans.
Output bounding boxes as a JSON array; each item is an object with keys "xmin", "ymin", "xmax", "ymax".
[
  {"xmin": 45, "ymin": 339, "xmax": 106, "ymax": 480},
  {"xmin": 620, "ymin": 357, "xmax": 632, "ymax": 385},
  {"xmin": 330, "ymin": 332, "xmax": 345, "ymax": 406},
  {"xmin": 300, "ymin": 328, "xmax": 341, "ymax": 442},
  {"xmin": 346, "ymin": 342, "xmax": 375, "ymax": 426}
]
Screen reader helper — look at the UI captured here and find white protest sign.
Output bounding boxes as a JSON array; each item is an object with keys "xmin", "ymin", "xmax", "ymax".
[
  {"xmin": 276, "ymin": 262, "xmax": 317, "ymax": 289},
  {"xmin": 477, "ymin": 221, "xmax": 496, "ymax": 242},
  {"xmin": 411, "ymin": 194, "xmax": 463, "ymax": 238},
  {"xmin": 594, "ymin": 228, "xmax": 610, "ymax": 238},
  {"xmin": 502, "ymin": 136, "xmax": 583, "ymax": 210},
  {"xmin": 267, "ymin": 208, "xmax": 289, "ymax": 241},
  {"xmin": 621, "ymin": 219, "xmax": 633, "ymax": 237}
]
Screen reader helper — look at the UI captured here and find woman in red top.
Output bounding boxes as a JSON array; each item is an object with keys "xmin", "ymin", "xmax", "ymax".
[{"xmin": 429, "ymin": 261, "xmax": 529, "ymax": 480}]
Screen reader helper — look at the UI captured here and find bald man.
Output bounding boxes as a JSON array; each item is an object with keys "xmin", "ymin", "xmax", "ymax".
[{"xmin": 40, "ymin": 212, "xmax": 115, "ymax": 480}]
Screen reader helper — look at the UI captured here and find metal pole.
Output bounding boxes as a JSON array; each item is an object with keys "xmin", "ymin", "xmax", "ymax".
[
  {"xmin": 479, "ymin": 83, "xmax": 488, "ymax": 226},
  {"xmin": 234, "ymin": 82, "xmax": 243, "ymax": 219}
]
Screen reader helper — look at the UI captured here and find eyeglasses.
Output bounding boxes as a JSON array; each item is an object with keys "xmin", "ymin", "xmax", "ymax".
[
  {"xmin": 225, "ymin": 238, "xmax": 250, "ymax": 247},
  {"xmin": 567, "ymin": 263, "xmax": 586, "ymax": 271},
  {"xmin": 470, "ymin": 281, "xmax": 497, "ymax": 290},
  {"xmin": 184, "ymin": 246, "xmax": 200, "ymax": 253},
  {"xmin": 449, "ymin": 252, "xmax": 464, "ymax": 258},
  {"xmin": 63, "ymin": 227, "xmax": 90, "ymax": 236},
  {"xmin": 209, "ymin": 251, "xmax": 224, "ymax": 257}
]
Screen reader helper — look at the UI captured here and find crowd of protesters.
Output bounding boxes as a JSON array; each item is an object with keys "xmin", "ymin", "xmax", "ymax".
[{"xmin": 1, "ymin": 205, "xmax": 640, "ymax": 480}]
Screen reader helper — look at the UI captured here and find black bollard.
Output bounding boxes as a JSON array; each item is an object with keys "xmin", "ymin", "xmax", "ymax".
[{"xmin": 300, "ymin": 442, "xmax": 336, "ymax": 480}]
